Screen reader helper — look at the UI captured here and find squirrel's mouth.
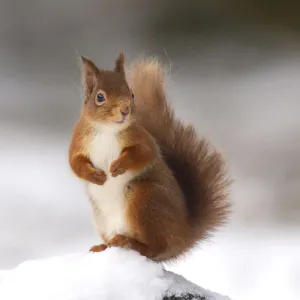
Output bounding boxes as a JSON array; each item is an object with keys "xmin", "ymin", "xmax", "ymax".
[
  {"xmin": 114, "ymin": 114, "xmax": 128, "ymax": 124},
  {"xmin": 113, "ymin": 110, "xmax": 130, "ymax": 124}
]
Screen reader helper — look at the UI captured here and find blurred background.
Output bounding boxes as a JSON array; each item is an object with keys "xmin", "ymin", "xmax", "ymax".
[{"xmin": 0, "ymin": 1, "xmax": 300, "ymax": 299}]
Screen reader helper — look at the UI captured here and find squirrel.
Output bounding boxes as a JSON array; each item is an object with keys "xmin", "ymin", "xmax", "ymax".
[{"xmin": 69, "ymin": 52, "xmax": 230, "ymax": 262}]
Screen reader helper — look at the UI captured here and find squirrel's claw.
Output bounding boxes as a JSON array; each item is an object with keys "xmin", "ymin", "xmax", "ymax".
[
  {"xmin": 90, "ymin": 169, "xmax": 107, "ymax": 185},
  {"xmin": 110, "ymin": 159, "xmax": 126, "ymax": 177}
]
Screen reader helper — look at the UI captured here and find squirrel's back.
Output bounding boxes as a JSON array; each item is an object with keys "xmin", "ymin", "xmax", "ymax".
[{"xmin": 128, "ymin": 58, "xmax": 231, "ymax": 245}]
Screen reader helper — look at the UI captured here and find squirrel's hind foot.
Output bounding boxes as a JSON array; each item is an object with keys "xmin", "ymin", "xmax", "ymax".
[
  {"xmin": 89, "ymin": 244, "xmax": 108, "ymax": 253},
  {"xmin": 107, "ymin": 234, "xmax": 157, "ymax": 259}
]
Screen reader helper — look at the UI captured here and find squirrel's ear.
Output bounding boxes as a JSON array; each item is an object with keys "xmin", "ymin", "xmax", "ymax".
[
  {"xmin": 80, "ymin": 55, "xmax": 99, "ymax": 96},
  {"xmin": 114, "ymin": 52, "xmax": 125, "ymax": 76}
]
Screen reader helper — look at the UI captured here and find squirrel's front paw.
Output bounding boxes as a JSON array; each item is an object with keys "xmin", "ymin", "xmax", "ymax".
[
  {"xmin": 110, "ymin": 159, "xmax": 127, "ymax": 177},
  {"xmin": 88, "ymin": 169, "xmax": 107, "ymax": 185}
]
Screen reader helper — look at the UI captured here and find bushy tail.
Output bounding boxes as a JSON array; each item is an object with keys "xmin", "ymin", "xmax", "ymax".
[{"xmin": 128, "ymin": 57, "xmax": 231, "ymax": 241}]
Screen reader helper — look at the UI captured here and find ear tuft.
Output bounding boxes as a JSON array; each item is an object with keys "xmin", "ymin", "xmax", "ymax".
[
  {"xmin": 115, "ymin": 52, "xmax": 125, "ymax": 75},
  {"xmin": 79, "ymin": 55, "xmax": 99, "ymax": 97}
]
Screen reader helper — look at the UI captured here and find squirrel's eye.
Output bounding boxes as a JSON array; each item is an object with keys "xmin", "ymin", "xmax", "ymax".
[
  {"xmin": 95, "ymin": 93, "xmax": 106, "ymax": 105},
  {"xmin": 132, "ymin": 93, "xmax": 134, "ymax": 102}
]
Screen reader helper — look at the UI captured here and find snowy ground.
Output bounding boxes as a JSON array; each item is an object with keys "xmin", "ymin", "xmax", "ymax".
[
  {"xmin": 0, "ymin": 247, "xmax": 231, "ymax": 300},
  {"xmin": 167, "ymin": 228, "xmax": 300, "ymax": 300}
]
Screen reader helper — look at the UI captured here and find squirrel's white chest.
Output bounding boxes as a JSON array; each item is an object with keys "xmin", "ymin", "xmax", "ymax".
[
  {"xmin": 86, "ymin": 131, "xmax": 132, "ymax": 240},
  {"xmin": 89, "ymin": 131, "xmax": 121, "ymax": 172}
]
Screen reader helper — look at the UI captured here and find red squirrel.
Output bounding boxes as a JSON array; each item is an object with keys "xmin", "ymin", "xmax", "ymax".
[{"xmin": 69, "ymin": 53, "xmax": 230, "ymax": 262}]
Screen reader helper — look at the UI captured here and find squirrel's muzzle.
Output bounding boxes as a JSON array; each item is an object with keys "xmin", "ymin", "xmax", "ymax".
[{"xmin": 120, "ymin": 102, "xmax": 130, "ymax": 117}]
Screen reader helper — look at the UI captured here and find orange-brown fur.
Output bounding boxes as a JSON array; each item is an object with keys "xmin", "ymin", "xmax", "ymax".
[
  {"xmin": 69, "ymin": 119, "xmax": 107, "ymax": 185},
  {"xmin": 110, "ymin": 125, "xmax": 158, "ymax": 176},
  {"xmin": 69, "ymin": 53, "xmax": 231, "ymax": 262},
  {"xmin": 128, "ymin": 58, "xmax": 231, "ymax": 246}
]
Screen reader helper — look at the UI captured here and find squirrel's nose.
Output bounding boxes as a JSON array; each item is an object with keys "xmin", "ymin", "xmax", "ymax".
[{"xmin": 120, "ymin": 103, "xmax": 130, "ymax": 116}]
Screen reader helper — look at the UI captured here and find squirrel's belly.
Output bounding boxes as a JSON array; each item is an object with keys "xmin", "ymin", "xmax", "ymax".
[
  {"xmin": 86, "ymin": 173, "xmax": 133, "ymax": 240},
  {"xmin": 87, "ymin": 131, "xmax": 133, "ymax": 240}
]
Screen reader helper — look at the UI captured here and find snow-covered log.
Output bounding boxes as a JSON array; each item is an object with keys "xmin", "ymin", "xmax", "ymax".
[{"xmin": 0, "ymin": 247, "xmax": 231, "ymax": 300}]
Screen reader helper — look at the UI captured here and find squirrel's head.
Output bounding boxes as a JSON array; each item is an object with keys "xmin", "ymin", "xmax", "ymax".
[{"xmin": 79, "ymin": 53, "xmax": 134, "ymax": 129}]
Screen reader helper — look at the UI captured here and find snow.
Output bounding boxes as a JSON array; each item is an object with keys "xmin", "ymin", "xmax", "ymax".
[
  {"xmin": 167, "ymin": 228, "xmax": 300, "ymax": 300},
  {"xmin": 164, "ymin": 272, "xmax": 231, "ymax": 300},
  {"xmin": 0, "ymin": 247, "xmax": 230, "ymax": 300}
]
